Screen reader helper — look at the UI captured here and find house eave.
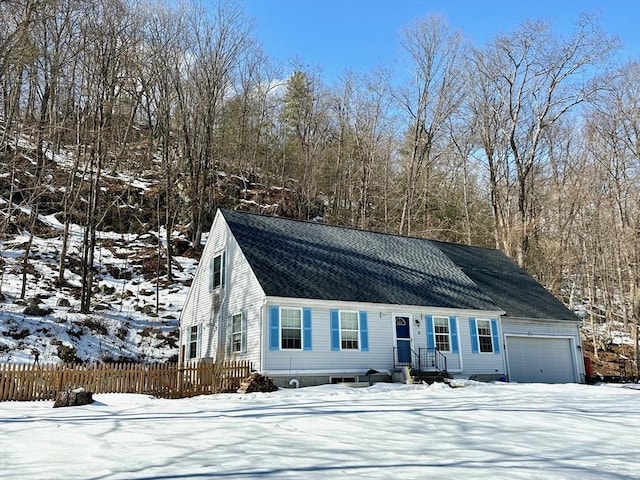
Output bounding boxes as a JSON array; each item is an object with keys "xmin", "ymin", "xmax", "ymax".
[
  {"xmin": 264, "ymin": 295, "xmax": 505, "ymax": 318},
  {"xmin": 502, "ymin": 315, "xmax": 581, "ymax": 324}
]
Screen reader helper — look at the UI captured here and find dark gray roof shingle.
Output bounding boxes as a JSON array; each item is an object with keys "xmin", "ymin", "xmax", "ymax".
[
  {"xmin": 221, "ymin": 209, "xmax": 577, "ymax": 321},
  {"xmin": 431, "ymin": 240, "xmax": 577, "ymax": 321}
]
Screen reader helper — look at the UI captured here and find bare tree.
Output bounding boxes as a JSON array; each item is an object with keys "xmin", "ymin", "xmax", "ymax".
[
  {"xmin": 140, "ymin": 1, "xmax": 200, "ymax": 286},
  {"xmin": 471, "ymin": 16, "xmax": 618, "ymax": 266},
  {"xmin": 585, "ymin": 60, "xmax": 640, "ymax": 329},
  {"xmin": 395, "ymin": 14, "xmax": 466, "ymax": 236},
  {"xmin": 181, "ymin": 1, "xmax": 253, "ymax": 247},
  {"xmin": 75, "ymin": 0, "xmax": 140, "ymax": 313}
]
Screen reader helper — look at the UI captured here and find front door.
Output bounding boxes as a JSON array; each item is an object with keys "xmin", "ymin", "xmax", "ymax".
[{"xmin": 395, "ymin": 315, "xmax": 412, "ymax": 365}]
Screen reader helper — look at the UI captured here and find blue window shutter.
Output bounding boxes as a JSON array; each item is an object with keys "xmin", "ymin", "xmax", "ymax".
[
  {"xmin": 469, "ymin": 317, "xmax": 479, "ymax": 354},
  {"xmin": 330, "ymin": 309, "xmax": 340, "ymax": 351},
  {"xmin": 303, "ymin": 308, "xmax": 312, "ymax": 351},
  {"xmin": 241, "ymin": 309, "xmax": 247, "ymax": 353},
  {"xmin": 491, "ymin": 319, "xmax": 501, "ymax": 354},
  {"xmin": 359, "ymin": 311, "xmax": 369, "ymax": 352},
  {"xmin": 449, "ymin": 316, "xmax": 459, "ymax": 353},
  {"xmin": 269, "ymin": 306, "xmax": 280, "ymax": 350},
  {"xmin": 426, "ymin": 315, "xmax": 435, "ymax": 349}
]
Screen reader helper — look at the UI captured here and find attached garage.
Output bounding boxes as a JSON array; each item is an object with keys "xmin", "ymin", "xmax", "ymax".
[{"xmin": 506, "ymin": 336, "xmax": 578, "ymax": 383}]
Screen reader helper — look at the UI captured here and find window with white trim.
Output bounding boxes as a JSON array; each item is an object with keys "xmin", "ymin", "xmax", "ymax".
[
  {"xmin": 434, "ymin": 316, "xmax": 450, "ymax": 351},
  {"xmin": 188, "ymin": 325, "xmax": 199, "ymax": 359},
  {"xmin": 231, "ymin": 313, "xmax": 242, "ymax": 353},
  {"xmin": 477, "ymin": 319, "xmax": 494, "ymax": 353},
  {"xmin": 340, "ymin": 311, "xmax": 359, "ymax": 350},
  {"xmin": 209, "ymin": 251, "xmax": 225, "ymax": 291},
  {"xmin": 281, "ymin": 308, "xmax": 302, "ymax": 350}
]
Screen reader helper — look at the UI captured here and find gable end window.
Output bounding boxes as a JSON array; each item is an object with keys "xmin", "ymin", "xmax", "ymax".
[
  {"xmin": 188, "ymin": 325, "xmax": 199, "ymax": 359},
  {"xmin": 209, "ymin": 251, "xmax": 226, "ymax": 292},
  {"xmin": 231, "ymin": 313, "xmax": 243, "ymax": 353}
]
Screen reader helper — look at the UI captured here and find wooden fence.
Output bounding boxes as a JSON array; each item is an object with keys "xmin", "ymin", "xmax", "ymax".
[{"xmin": 0, "ymin": 361, "xmax": 252, "ymax": 402}]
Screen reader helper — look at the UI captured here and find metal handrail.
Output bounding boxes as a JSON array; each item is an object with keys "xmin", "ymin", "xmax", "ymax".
[
  {"xmin": 393, "ymin": 346, "xmax": 448, "ymax": 373},
  {"xmin": 420, "ymin": 347, "xmax": 448, "ymax": 373},
  {"xmin": 393, "ymin": 346, "xmax": 421, "ymax": 369}
]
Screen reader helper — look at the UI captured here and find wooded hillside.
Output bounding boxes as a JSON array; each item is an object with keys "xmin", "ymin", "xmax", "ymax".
[{"xmin": 1, "ymin": 0, "xmax": 638, "ymax": 363}]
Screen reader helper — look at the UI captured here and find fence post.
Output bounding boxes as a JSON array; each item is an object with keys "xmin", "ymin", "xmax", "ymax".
[{"xmin": 57, "ymin": 364, "xmax": 64, "ymax": 396}]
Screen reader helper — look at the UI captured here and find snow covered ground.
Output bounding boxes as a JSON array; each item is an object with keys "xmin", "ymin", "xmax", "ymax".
[
  {"xmin": 0, "ymin": 213, "xmax": 198, "ymax": 364},
  {"xmin": 1, "ymin": 381, "xmax": 638, "ymax": 479}
]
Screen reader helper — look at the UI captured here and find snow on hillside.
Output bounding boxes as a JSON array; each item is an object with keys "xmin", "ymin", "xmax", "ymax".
[
  {"xmin": 1, "ymin": 130, "xmax": 323, "ymax": 365},
  {"xmin": 0, "ymin": 161, "xmax": 199, "ymax": 363},
  {"xmin": 0, "ymin": 219, "xmax": 198, "ymax": 363},
  {"xmin": 1, "ymin": 381, "xmax": 638, "ymax": 479}
]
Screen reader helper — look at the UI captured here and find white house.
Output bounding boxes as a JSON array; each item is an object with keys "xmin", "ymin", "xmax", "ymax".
[{"xmin": 179, "ymin": 209, "xmax": 584, "ymax": 387}]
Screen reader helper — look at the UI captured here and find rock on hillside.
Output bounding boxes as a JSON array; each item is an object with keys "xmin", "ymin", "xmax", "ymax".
[
  {"xmin": 0, "ymin": 137, "xmax": 325, "ymax": 364},
  {"xmin": 0, "ymin": 220, "xmax": 197, "ymax": 363}
]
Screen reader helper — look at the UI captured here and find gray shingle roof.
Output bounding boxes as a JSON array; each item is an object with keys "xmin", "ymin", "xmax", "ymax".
[
  {"xmin": 431, "ymin": 240, "xmax": 577, "ymax": 321},
  {"xmin": 222, "ymin": 209, "xmax": 577, "ymax": 321}
]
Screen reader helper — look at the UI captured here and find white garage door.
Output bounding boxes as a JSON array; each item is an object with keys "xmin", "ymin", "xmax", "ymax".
[{"xmin": 506, "ymin": 336, "xmax": 577, "ymax": 383}]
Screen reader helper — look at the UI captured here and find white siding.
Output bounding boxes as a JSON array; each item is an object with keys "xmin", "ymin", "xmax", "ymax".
[
  {"xmin": 179, "ymin": 211, "xmax": 266, "ymax": 368},
  {"xmin": 264, "ymin": 302, "xmax": 394, "ymax": 373},
  {"xmin": 456, "ymin": 316, "xmax": 505, "ymax": 378},
  {"xmin": 262, "ymin": 298, "xmax": 504, "ymax": 378},
  {"xmin": 501, "ymin": 318, "xmax": 582, "ymax": 340},
  {"xmin": 220, "ymin": 221, "xmax": 265, "ymax": 369}
]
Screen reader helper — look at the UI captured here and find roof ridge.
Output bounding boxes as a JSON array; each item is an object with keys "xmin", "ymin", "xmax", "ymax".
[{"xmin": 221, "ymin": 208, "xmax": 495, "ymax": 252}]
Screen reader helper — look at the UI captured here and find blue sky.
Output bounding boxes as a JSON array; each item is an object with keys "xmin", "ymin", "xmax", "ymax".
[{"xmin": 238, "ymin": 0, "xmax": 639, "ymax": 79}]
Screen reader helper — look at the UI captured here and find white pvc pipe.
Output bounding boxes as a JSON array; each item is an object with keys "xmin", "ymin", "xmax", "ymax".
[{"xmin": 288, "ymin": 378, "xmax": 300, "ymax": 388}]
